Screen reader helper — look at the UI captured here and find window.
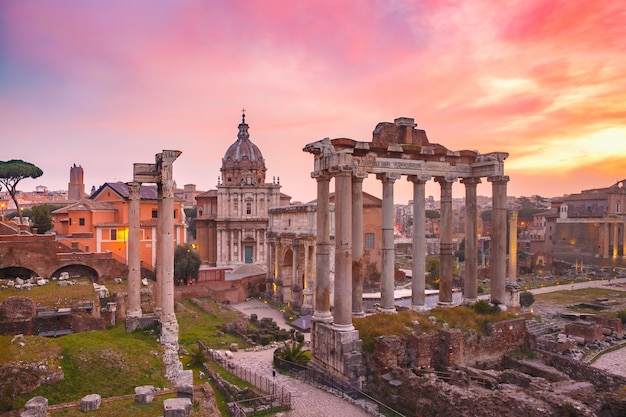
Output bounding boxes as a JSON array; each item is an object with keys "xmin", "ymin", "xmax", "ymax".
[
  {"xmin": 173, "ymin": 210, "xmax": 177, "ymax": 218},
  {"xmin": 152, "ymin": 210, "xmax": 158, "ymax": 218},
  {"xmin": 79, "ymin": 218, "xmax": 85, "ymax": 226},
  {"xmin": 364, "ymin": 233, "xmax": 375, "ymax": 250},
  {"xmin": 246, "ymin": 203, "xmax": 252, "ymax": 215},
  {"xmin": 110, "ymin": 229, "xmax": 117, "ymax": 241},
  {"xmin": 69, "ymin": 218, "xmax": 72, "ymax": 226}
]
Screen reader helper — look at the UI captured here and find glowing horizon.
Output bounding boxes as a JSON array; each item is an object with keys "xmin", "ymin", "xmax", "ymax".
[{"xmin": 1, "ymin": 1, "xmax": 625, "ymax": 203}]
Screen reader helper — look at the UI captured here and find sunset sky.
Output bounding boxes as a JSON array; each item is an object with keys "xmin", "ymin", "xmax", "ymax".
[{"xmin": 1, "ymin": 0, "xmax": 625, "ymax": 204}]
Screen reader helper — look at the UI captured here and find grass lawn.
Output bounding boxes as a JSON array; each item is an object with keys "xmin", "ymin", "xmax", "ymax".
[
  {"xmin": 534, "ymin": 287, "xmax": 626, "ymax": 313},
  {"xmin": 10, "ymin": 324, "xmax": 167, "ymax": 410},
  {"xmin": 0, "ymin": 278, "xmax": 95, "ymax": 307}
]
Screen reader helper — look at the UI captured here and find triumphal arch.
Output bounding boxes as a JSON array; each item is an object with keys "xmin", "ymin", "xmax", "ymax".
[{"xmin": 303, "ymin": 117, "xmax": 509, "ymax": 387}]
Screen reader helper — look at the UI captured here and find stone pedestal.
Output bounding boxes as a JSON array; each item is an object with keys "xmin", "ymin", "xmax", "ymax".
[
  {"xmin": 163, "ymin": 397, "xmax": 192, "ymax": 417},
  {"xmin": 310, "ymin": 321, "xmax": 365, "ymax": 389},
  {"xmin": 80, "ymin": 394, "xmax": 101, "ymax": 412},
  {"xmin": 505, "ymin": 282, "xmax": 521, "ymax": 311}
]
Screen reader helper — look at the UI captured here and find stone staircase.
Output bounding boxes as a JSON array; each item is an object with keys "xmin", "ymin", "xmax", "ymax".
[{"xmin": 526, "ymin": 319, "xmax": 561, "ymax": 337}]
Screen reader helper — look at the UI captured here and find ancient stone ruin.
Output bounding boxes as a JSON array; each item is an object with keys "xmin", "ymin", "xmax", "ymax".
[{"xmin": 303, "ymin": 117, "xmax": 512, "ymax": 387}]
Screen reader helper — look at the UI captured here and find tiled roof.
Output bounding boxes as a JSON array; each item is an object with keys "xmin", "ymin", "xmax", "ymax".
[
  {"xmin": 51, "ymin": 200, "xmax": 115, "ymax": 214},
  {"xmin": 97, "ymin": 182, "xmax": 159, "ymax": 200}
]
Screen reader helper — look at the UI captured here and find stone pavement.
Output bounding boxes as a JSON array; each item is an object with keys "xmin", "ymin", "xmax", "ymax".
[{"xmin": 230, "ymin": 299, "xmax": 372, "ymax": 416}]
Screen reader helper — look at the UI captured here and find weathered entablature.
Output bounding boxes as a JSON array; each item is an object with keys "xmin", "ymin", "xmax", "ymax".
[{"xmin": 303, "ymin": 117, "xmax": 510, "ymax": 389}]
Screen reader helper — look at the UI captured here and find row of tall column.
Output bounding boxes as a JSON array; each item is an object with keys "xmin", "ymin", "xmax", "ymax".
[
  {"xmin": 603, "ymin": 219, "xmax": 626, "ymax": 258},
  {"xmin": 312, "ymin": 168, "xmax": 510, "ymax": 326}
]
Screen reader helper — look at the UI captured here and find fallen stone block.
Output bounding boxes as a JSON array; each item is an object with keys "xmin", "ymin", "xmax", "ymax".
[
  {"xmin": 174, "ymin": 370, "xmax": 194, "ymax": 400},
  {"xmin": 163, "ymin": 397, "xmax": 192, "ymax": 417},
  {"xmin": 135, "ymin": 385, "xmax": 156, "ymax": 404},
  {"xmin": 80, "ymin": 394, "xmax": 102, "ymax": 411},
  {"xmin": 22, "ymin": 396, "xmax": 48, "ymax": 417}
]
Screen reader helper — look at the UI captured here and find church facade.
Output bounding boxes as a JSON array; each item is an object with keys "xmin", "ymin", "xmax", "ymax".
[{"xmin": 195, "ymin": 114, "xmax": 290, "ymax": 270}]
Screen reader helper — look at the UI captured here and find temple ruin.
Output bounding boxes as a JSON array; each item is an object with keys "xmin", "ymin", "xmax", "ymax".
[
  {"xmin": 125, "ymin": 150, "xmax": 181, "ymax": 342},
  {"xmin": 303, "ymin": 117, "xmax": 510, "ymax": 387}
]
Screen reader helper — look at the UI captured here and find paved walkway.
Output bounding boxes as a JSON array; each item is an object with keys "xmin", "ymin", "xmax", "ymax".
[{"xmin": 230, "ymin": 299, "xmax": 371, "ymax": 416}]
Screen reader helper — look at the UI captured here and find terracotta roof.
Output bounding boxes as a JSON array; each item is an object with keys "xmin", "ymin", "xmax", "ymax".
[
  {"xmin": 93, "ymin": 182, "xmax": 159, "ymax": 200},
  {"xmin": 51, "ymin": 200, "xmax": 115, "ymax": 214}
]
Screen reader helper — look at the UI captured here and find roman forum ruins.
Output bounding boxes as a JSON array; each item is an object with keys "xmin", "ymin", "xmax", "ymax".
[
  {"xmin": 304, "ymin": 117, "xmax": 510, "ymax": 386},
  {"xmin": 125, "ymin": 149, "xmax": 182, "ymax": 344}
]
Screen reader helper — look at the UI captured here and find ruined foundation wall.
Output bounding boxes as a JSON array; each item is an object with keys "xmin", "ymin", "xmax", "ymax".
[
  {"xmin": 537, "ymin": 350, "xmax": 626, "ymax": 392},
  {"xmin": 373, "ymin": 318, "xmax": 528, "ymax": 372}
]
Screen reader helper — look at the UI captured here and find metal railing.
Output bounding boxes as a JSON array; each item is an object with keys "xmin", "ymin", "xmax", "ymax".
[{"xmin": 199, "ymin": 341, "xmax": 292, "ymax": 413}]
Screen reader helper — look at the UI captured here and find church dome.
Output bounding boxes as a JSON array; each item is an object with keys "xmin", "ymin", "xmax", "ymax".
[{"xmin": 221, "ymin": 112, "xmax": 267, "ymax": 186}]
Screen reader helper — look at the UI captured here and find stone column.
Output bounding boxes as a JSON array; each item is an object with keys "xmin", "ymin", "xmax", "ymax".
[
  {"xmin": 489, "ymin": 175, "xmax": 509, "ymax": 306},
  {"xmin": 436, "ymin": 176, "xmax": 455, "ymax": 305},
  {"xmin": 408, "ymin": 175, "xmax": 429, "ymax": 311},
  {"xmin": 622, "ymin": 222, "xmax": 626, "ymax": 258},
  {"xmin": 613, "ymin": 218, "xmax": 619, "ymax": 258},
  {"xmin": 127, "ymin": 181, "xmax": 142, "ymax": 318},
  {"xmin": 313, "ymin": 173, "xmax": 332, "ymax": 323},
  {"xmin": 333, "ymin": 168, "xmax": 354, "ymax": 330},
  {"xmin": 509, "ymin": 211, "xmax": 518, "ymax": 283},
  {"xmin": 155, "ymin": 182, "xmax": 164, "ymax": 313},
  {"xmin": 461, "ymin": 177, "xmax": 480, "ymax": 304},
  {"xmin": 604, "ymin": 222, "xmax": 610, "ymax": 258},
  {"xmin": 377, "ymin": 172, "xmax": 400, "ymax": 313},
  {"xmin": 159, "ymin": 150, "xmax": 181, "ymax": 321},
  {"xmin": 352, "ymin": 174, "xmax": 366, "ymax": 318}
]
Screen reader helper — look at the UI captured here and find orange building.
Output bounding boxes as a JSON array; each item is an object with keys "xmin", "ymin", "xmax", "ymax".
[{"xmin": 52, "ymin": 182, "xmax": 186, "ymax": 272}]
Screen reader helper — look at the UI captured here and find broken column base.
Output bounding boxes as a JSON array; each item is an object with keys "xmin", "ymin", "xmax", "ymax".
[
  {"xmin": 505, "ymin": 282, "xmax": 521, "ymax": 311},
  {"xmin": 310, "ymin": 321, "xmax": 365, "ymax": 390},
  {"xmin": 125, "ymin": 313, "xmax": 159, "ymax": 333}
]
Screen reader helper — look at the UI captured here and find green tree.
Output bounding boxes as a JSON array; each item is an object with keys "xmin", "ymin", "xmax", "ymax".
[
  {"xmin": 0, "ymin": 160, "xmax": 43, "ymax": 225},
  {"xmin": 425, "ymin": 210, "xmax": 440, "ymax": 235},
  {"xmin": 426, "ymin": 256, "xmax": 440, "ymax": 287},
  {"xmin": 174, "ymin": 243, "xmax": 201, "ymax": 285},
  {"xmin": 31, "ymin": 205, "xmax": 53, "ymax": 233}
]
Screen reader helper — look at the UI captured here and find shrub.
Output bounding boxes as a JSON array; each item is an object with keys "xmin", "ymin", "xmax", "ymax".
[
  {"xmin": 250, "ymin": 313, "xmax": 257, "ymax": 322},
  {"xmin": 617, "ymin": 310, "xmax": 626, "ymax": 325},
  {"xmin": 520, "ymin": 291, "xmax": 535, "ymax": 308},
  {"xmin": 473, "ymin": 300, "xmax": 500, "ymax": 315},
  {"xmin": 277, "ymin": 342, "xmax": 311, "ymax": 366}
]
